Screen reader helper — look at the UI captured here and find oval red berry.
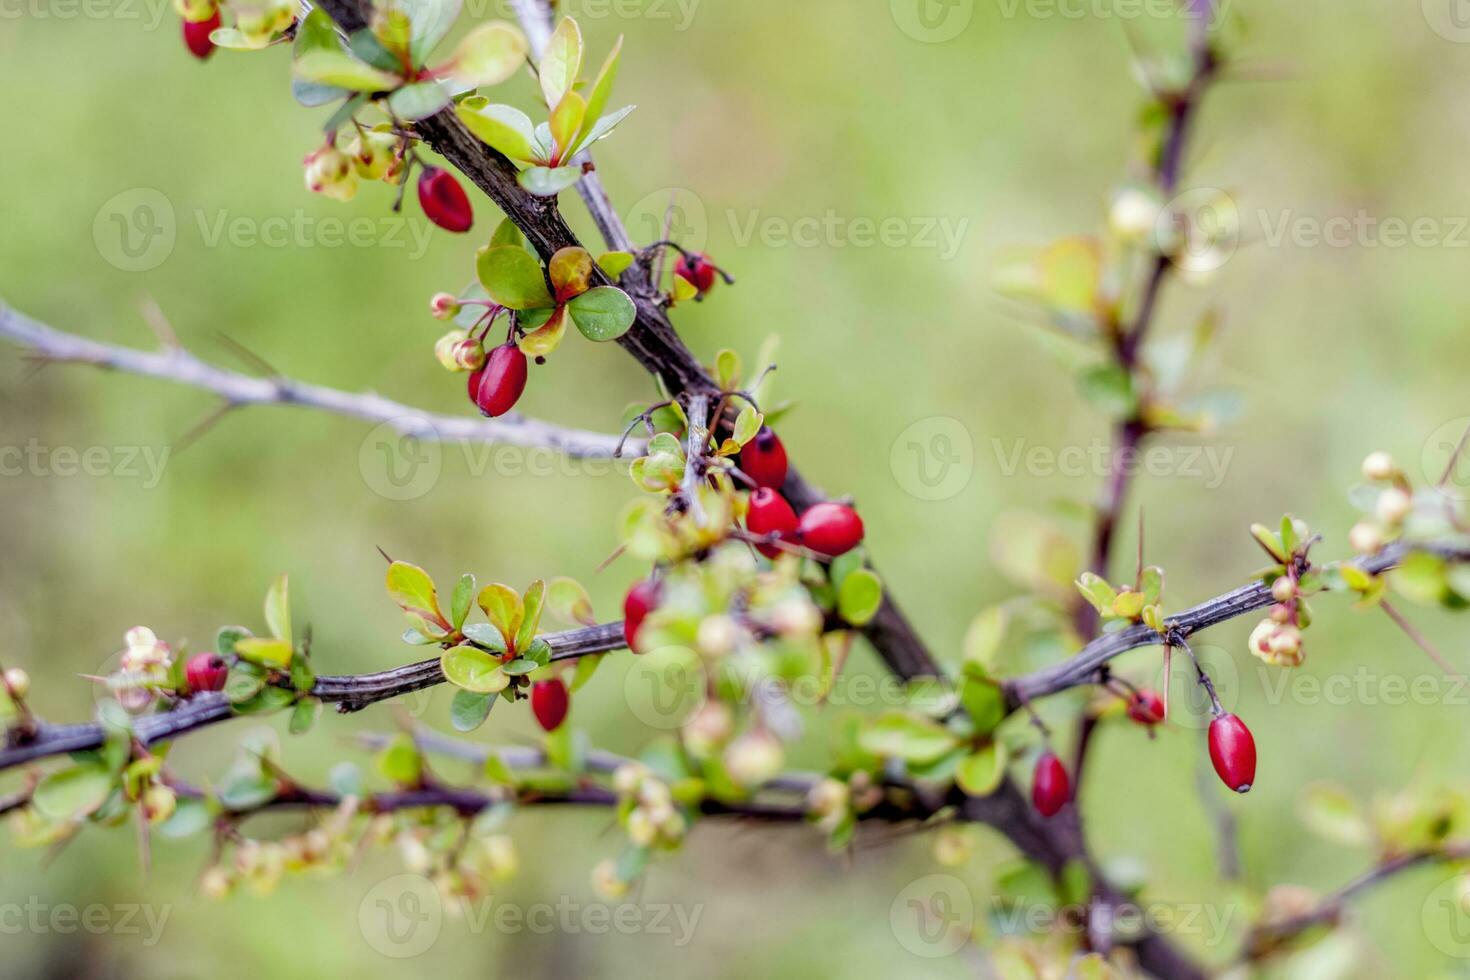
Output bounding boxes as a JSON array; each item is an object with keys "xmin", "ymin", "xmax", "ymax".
[
  {"xmin": 740, "ymin": 426, "xmax": 788, "ymax": 490},
  {"xmin": 418, "ymin": 166, "xmax": 473, "ymax": 233},
  {"xmin": 530, "ymin": 678, "xmax": 569, "ymax": 732},
  {"xmin": 1031, "ymin": 751, "xmax": 1070, "ymax": 818},
  {"xmin": 746, "ymin": 487, "xmax": 798, "ymax": 558},
  {"xmin": 473, "ymin": 344, "xmax": 528, "ymax": 418},
  {"xmin": 796, "ymin": 502, "xmax": 864, "ymax": 559},
  {"xmin": 184, "ymin": 652, "xmax": 228, "ymax": 693},
  {"xmin": 623, "ymin": 578, "xmax": 660, "ymax": 653},
  {"xmin": 1208, "ymin": 713, "xmax": 1257, "ymax": 793},
  {"xmin": 183, "ymin": 10, "xmax": 221, "ymax": 61}
]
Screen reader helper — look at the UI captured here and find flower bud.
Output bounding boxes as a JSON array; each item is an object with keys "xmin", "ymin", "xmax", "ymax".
[
  {"xmin": 592, "ymin": 858, "xmax": 629, "ymax": 900},
  {"xmin": 626, "ymin": 806, "xmax": 658, "ymax": 847},
  {"xmin": 682, "ymin": 701, "xmax": 734, "ymax": 754},
  {"xmin": 3, "ymin": 667, "xmax": 30, "ymax": 700},
  {"xmin": 1376, "ymin": 487, "xmax": 1412, "ymax": 526},
  {"xmin": 143, "ymin": 785, "xmax": 177, "ymax": 824},
  {"xmin": 696, "ymin": 614, "xmax": 739, "ymax": 656},
  {"xmin": 1349, "ymin": 521, "xmax": 1384, "ymax": 555},
  {"xmin": 636, "ymin": 778, "xmax": 671, "ymax": 811},
  {"xmin": 724, "ymin": 730, "xmax": 783, "ymax": 787},
  {"xmin": 932, "ymin": 826, "xmax": 974, "ymax": 867},
  {"xmin": 1361, "ymin": 451, "xmax": 1397, "ymax": 482},
  {"xmin": 1270, "ymin": 576, "xmax": 1296, "ymax": 603},
  {"xmin": 452, "ymin": 338, "xmax": 486, "ymax": 372},
  {"xmin": 304, "ymin": 145, "xmax": 358, "ymax": 202},
  {"xmin": 199, "ymin": 866, "xmax": 231, "ymax": 899},
  {"xmin": 1108, "ymin": 185, "xmax": 1162, "ymax": 243},
  {"xmin": 430, "ymin": 292, "xmax": 461, "ymax": 320},
  {"xmin": 481, "ymin": 834, "xmax": 518, "ymax": 880},
  {"xmin": 674, "ymin": 252, "xmax": 719, "ymax": 297},
  {"xmin": 435, "ymin": 329, "xmax": 470, "ymax": 371},
  {"xmin": 612, "ymin": 763, "xmax": 645, "ymax": 797},
  {"xmin": 346, "ymin": 130, "xmax": 397, "ymax": 180},
  {"xmin": 807, "ymin": 778, "xmax": 849, "ymax": 818}
]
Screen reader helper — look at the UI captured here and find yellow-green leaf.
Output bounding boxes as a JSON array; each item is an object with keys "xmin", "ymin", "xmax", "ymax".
[
  {"xmin": 386, "ymin": 561, "xmax": 442, "ymax": 623},
  {"xmin": 477, "ymin": 583, "xmax": 523, "ymax": 647},
  {"xmin": 448, "ymin": 21, "xmax": 527, "ymax": 87},
  {"xmin": 264, "ymin": 573, "xmax": 291, "ymax": 641},
  {"xmin": 548, "ymin": 246, "xmax": 593, "ymax": 300},
  {"xmin": 476, "ymin": 244, "xmax": 553, "ymax": 309},
  {"xmin": 538, "ymin": 16, "xmax": 582, "ymax": 108},
  {"xmin": 441, "ymin": 645, "xmax": 511, "ymax": 694},
  {"xmin": 956, "ymin": 743, "xmax": 1008, "ymax": 796},
  {"xmin": 293, "ymin": 50, "xmax": 400, "ymax": 92},
  {"xmin": 516, "ymin": 579, "xmax": 546, "ymax": 653}
]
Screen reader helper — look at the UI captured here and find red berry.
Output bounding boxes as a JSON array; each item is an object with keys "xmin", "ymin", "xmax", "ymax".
[
  {"xmin": 1127, "ymin": 688, "xmax": 1166, "ymax": 726},
  {"xmin": 1031, "ymin": 751, "xmax": 1070, "ymax": 818},
  {"xmin": 417, "ymin": 166, "xmax": 473, "ymax": 233},
  {"xmin": 674, "ymin": 252, "xmax": 718, "ymax": 296},
  {"xmin": 182, "ymin": 10, "xmax": 221, "ymax": 61},
  {"xmin": 184, "ymin": 652, "xmax": 228, "ymax": 693},
  {"xmin": 796, "ymin": 502, "xmax": 864, "ymax": 559},
  {"xmin": 739, "ymin": 426, "xmax": 788, "ymax": 490},
  {"xmin": 471, "ymin": 344, "xmax": 528, "ymax": 418},
  {"xmin": 623, "ymin": 579, "xmax": 661, "ymax": 653},
  {"xmin": 530, "ymin": 677, "xmax": 569, "ymax": 732},
  {"xmin": 1208, "ymin": 713, "xmax": 1257, "ymax": 793},
  {"xmin": 745, "ymin": 487, "xmax": 798, "ymax": 559}
]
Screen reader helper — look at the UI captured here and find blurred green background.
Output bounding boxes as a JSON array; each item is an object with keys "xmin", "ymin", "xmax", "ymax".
[{"xmin": 4, "ymin": 0, "xmax": 1470, "ymax": 976}]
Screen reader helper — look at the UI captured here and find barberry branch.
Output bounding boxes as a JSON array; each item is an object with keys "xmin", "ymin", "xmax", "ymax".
[
  {"xmin": 0, "ymin": 623, "xmax": 625, "ymax": 772},
  {"xmin": 0, "ymin": 302, "xmax": 631, "ymax": 459},
  {"xmin": 1006, "ymin": 539, "xmax": 1470, "ymax": 706},
  {"xmin": 1241, "ymin": 843, "xmax": 1470, "ymax": 961}
]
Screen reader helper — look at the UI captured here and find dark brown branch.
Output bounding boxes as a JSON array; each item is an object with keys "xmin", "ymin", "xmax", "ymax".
[
  {"xmin": 1006, "ymin": 540, "xmax": 1470, "ymax": 706},
  {"xmin": 0, "ymin": 623, "xmax": 625, "ymax": 772},
  {"xmin": 312, "ymin": 0, "xmax": 944, "ymax": 684}
]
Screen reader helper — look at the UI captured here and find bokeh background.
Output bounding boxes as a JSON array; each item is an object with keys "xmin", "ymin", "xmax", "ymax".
[{"xmin": 3, "ymin": 0, "xmax": 1470, "ymax": 976}]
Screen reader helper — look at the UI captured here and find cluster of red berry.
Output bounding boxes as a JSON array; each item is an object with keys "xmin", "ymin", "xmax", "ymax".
[
  {"xmin": 1029, "ymin": 690, "xmax": 1257, "ymax": 818},
  {"xmin": 739, "ymin": 428, "xmax": 864, "ymax": 560}
]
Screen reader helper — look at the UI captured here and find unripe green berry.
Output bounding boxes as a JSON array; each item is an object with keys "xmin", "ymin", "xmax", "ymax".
[{"xmin": 1349, "ymin": 521, "xmax": 1384, "ymax": 554}]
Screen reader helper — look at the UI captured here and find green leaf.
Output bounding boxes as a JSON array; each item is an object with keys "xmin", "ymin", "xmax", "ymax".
[
  {"xmin": 538, "ymin": 16, "xmax": 583, "ymax": 108},
  {"xmin": 962, "ymin": 606, "xmax": 1008, "ymax": 672},
  {"xmin": 457, "ymin": 100, "xmax": 540, "ymax": 163},
  {"xmin": 566, "ymin": 286, "xmax": 636, "ymax": 341},
  {"xmin": 597, "ymin": 251, "xmax": 634, "ymax": 278},
  {"xmin": 349, "ymin": 28, "xmax": 403, "ymax": 72},
  {"xmin": 547, "ymin": 577, "xmax": 596, "ymax": 626},
  {"xmin": 1298, "ymin": 783, "xmax": 1372, "ymax": 848},
  {"xmin": 289, "ymin": 698, "xmax": 321, "ymax": 735},
  {"xmin": 1077, "ymin": 363, "xmax": 1136, "ymax": 417},
  {"xmin": 959, "ymin": 669, "xmax": 1007, "ymax": 734},
  {"xmin": 217, "ymin": 771, "xmax": 277, "ymax": 810},
  {"xmin": 491, "ymin": 216, "xmax": 528, "ymax": 250},
  {"xmin": 955, "ymin": 743, "xmax": 1008, "ymax": 796},
  {"xmin": 289, "ymin": 655, "xmax": 315, "ymax": 695},
  {"xmin": 484, "ymin": 752, "xmax": 516, "ymax": 785},
  {"xmin": 571, "ymin": 105, "xmax": 634, "ymax": 154},
  {"xmin": 570, "ymin": 652, "xmax": 603, "ymax": 692},
  {"xmin": 450, "ymin": 574, "xmax": 476, "ymax": 631},
  {"xmin": 293, "ymin": 50, "xmax": 400, "ymax": 92},
  {"xmin": 518, "ymin": 165, "xmax": 585, "ymax": 197},
  {"xmin": 377, "ymin": 733, "xmax": 423, "ymax": 785},
  {"xmin": 158, "ymin": 797, "xmax": 213, "ymax": 839},
  {"xmin": 387, "ymin": 80, "xmax": 451, "ymax": 121},
  {"xmin": 573, "ymin": 35, "xmax": 622, "ymax": 152},
  {"xmin": 450, "ymin": 689, "xmax": 495, "ymax": 732},
  {"xmin": 549, "ymin": 91, "xmax": 587, "ymax": 161},
  {"xmin": 441, "ymin": 645, "xmax": 510, "ymax": 693},
  {"xmin": 837, "ymin": 569, "xmax": 883, "ymax": 626},
  {"xmin": 858, "ymin": 711, "xmax": 960, "ymax": 765},
  {"xmin": 224, "ymin": 666, "xmax": 267, "ymax": 703},
  {"xmin": 476, "ymin": 583, "xmax": 523, "ymax": 646},
  {"xmin": 294, "ymin": 8, "xmax": 339, "ymax": 55},
  {"xmin": 462, "ymin": 623, "xmax": 508, "ymax": 653},
  {"xmin": 715, "ymin": 349, "xmax": 741, "ymax": 390},
  {"xmin": 403, "ymin": 0, "xmax": 461, "ymax": 65},
  {"xmin": 264, "ymin": 573, "xmax": 290, "ymax": 641},
  {"xmin": 233, "ymin": 638, "xmax": 293, "ymax": 669},
  {"xmin": 732, "ymin": 404, "xmax": 762, "ymax": 446},
  {"xmin": 386, "ymin": 561, "xmax": 443, "ymax": 624},
  {"xmin": 33, "ymin": 765, "xmax": 113, "ymax": 821},
  {"xmin": 448, "ymin": 21, "xmax": 527, "ymax": 87},
  {"xmin": 517, "ymin": 579, "xmax": 546, "ymax": 652},
  {"xmin": 1075, "ymin": 572, "xmax": 1117, "ymax": 614},
  {"xmin": 518, "ymin": 305, "xmax": 568, "ymax": 357},
  {"xmin": 215, "ymin": 625, "xmax": 252, "ymax": 657},
  {"xmin": 501, "ymin": 658, "xmax": 538, "ymax": 676},
  {"xmin": 476, "ymin": 244, "xmax": 553, "ymax": 310},
  {"xmin": 1140, "ymin": 566, "xmax": 1164, "ymax": 605},
  {"xmin": 1280, "ymin": 514, "xmax": 1299, "ymax": 555}
]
